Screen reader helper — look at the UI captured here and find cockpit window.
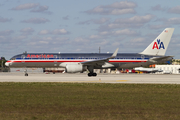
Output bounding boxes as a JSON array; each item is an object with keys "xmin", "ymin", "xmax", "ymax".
[{"xmin": 10, "ymin": 57, "xmax": 16, "ymax": 60}]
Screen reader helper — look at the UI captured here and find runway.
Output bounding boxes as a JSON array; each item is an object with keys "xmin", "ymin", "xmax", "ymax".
[{"xmin": 0, "ymin": 73, "xmax": 180, "ymax": 84}]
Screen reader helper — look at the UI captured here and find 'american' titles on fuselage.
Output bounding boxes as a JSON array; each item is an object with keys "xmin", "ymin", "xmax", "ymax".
[{"xmin": 27, "ymin": 54, "xmax": 54, "ymax": 59}]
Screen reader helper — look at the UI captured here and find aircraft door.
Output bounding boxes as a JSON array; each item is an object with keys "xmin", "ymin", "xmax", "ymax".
[
  {"xmin": 54, "ymin": 55, "xmax": 57, "ymax": 67},
  {"xmin": 141, "ymin": 55, "xmax": 145, "ymax": 62},
  {"xmin": 21, "ymin": 55, "xmax": 26, "ymax": 63}
]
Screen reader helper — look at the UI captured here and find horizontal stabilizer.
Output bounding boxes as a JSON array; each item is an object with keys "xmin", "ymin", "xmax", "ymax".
[{"xmin": 149, "ymin": 56, "xmax": 173, "ymax": 62}]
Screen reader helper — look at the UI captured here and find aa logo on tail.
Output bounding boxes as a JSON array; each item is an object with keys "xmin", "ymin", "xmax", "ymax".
[{"xmin": 152, "ymin": 39, "xmax": 165, "ymax": 49}]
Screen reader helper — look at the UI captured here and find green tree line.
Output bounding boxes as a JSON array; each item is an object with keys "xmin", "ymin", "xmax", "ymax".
[
  {"xmin": 0, "ymin": 57, "xmax": 9, "ymax": 72},
  {"xmin": 0, "ymin": 57, "xmax": 7, "ymax": 68}
]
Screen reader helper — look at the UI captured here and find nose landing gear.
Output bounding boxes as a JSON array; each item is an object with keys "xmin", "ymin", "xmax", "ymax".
[{"xmin": 24, "ymin": 69, "xmax": 28, "ymax": 76}]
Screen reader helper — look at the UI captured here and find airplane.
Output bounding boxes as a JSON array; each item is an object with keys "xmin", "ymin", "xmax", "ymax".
[
  {"xmin": 162, "ymin": 70, "xmax": 172, "ymax": 74},
  {"xmin": 5, "ymin": 28, "xmax": 174, "ymax": 77},
  {"xmin": 134, "ymin": 67, "xmax": 163, "ymax": 73}
]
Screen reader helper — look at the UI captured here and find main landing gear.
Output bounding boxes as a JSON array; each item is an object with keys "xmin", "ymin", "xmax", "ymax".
[
  {"xmin": 88, "ymin": 72, "xmax": 97, "ymax": 77},
  {"xmin": 87, "ymin": 66, "xmax": 97, "ymax": 77}
]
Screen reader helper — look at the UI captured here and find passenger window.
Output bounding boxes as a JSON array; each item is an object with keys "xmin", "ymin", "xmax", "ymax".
[{"xmin": 11, "ymin": 57, "xmax": 16, "ymax": 60}]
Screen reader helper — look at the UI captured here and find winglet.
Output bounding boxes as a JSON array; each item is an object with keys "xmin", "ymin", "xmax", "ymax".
[
  {"xmin": 81, "ymin": 48, "xmax": 119, "ymax": 65},
  {"xmin": 109, "ymin": 48, "xmax": 119, "ymax": 59}
]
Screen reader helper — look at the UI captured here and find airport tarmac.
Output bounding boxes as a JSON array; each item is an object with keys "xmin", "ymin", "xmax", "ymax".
[{"xmin": 0, "ymin": 72, "xmax": 180, "ymax": 84}]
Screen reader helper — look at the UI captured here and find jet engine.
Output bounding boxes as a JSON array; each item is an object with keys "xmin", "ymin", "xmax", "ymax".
[{"xmin": 65, "ymin": 63, "xmax": 86, "ymax": 73}]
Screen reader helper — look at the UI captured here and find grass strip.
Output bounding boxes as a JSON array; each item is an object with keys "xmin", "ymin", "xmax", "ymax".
[{"xmin": 0, "ymin": 83, "xmax": 180, "ymax": 120}]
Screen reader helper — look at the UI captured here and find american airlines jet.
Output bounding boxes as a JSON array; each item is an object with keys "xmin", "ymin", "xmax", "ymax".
[{"xmin": 5, "ymin": 28, "xmax": 174, "ymax": 77}]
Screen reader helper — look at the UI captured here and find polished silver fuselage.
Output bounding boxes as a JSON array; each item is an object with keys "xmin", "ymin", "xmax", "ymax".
[{"xmin": 6, "ymin": 53, "xmax": 171, "ymax": 69}]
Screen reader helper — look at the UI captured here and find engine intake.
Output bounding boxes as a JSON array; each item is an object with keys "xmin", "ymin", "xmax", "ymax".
[{"xmin": 65, "ymin": 63, "xmax": 86, "ymax": 73}]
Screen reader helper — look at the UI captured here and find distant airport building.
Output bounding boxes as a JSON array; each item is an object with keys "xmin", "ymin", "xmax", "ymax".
[{"xmin": 155, "ymin": 65, "xmax": 180, "ymax": 74}]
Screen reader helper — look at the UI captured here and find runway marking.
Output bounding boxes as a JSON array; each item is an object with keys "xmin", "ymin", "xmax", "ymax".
[
  {"xmin": 116, "ymin": 80, "xmax": 128, "ymax": 82},
  {"xmin": 63, "ymin": 80, "xmax": 129, "ymax": 83},
  {"xmin": 64, "ymin": 80, "xmax": 101, "ymax": 83}
]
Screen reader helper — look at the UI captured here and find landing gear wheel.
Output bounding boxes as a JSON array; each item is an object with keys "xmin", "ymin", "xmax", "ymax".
[
  {"xmin": 88, "ymin": 73, "xmax": 97, "ymax": 77},
  {"xmin": 88, "ymin": 73, "xmax": 92, "ymax": 77},
  {"xmin": 92, "ymin": 73, "xmax": 97, "ymax": 76}
]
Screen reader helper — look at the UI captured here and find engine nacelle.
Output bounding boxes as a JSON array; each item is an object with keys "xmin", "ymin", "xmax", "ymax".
[{"xmin": 65, "ymin": 63, "xmax": 86, "ymax": 73}]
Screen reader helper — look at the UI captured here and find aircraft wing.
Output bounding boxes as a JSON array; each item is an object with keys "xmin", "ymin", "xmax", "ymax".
[{"xmin": 81, "ymin": 48, "xmax": 119, "ymax": 66}]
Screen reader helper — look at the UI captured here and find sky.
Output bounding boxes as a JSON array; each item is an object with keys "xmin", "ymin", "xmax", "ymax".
[{"xmin": 0, "ymin": 0, "xmax": 180, "ymax": 59}]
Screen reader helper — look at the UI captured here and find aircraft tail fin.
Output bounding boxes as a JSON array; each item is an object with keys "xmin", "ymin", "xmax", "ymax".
[{"xmin": 140, "ymin": 28, "xmax": 174, "ymax": 56}]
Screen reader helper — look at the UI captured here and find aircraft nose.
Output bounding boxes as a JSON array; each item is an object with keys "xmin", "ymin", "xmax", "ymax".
[{"xmin": 5, "ymin": 62, "xmax": 10, "ymax": 66}]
